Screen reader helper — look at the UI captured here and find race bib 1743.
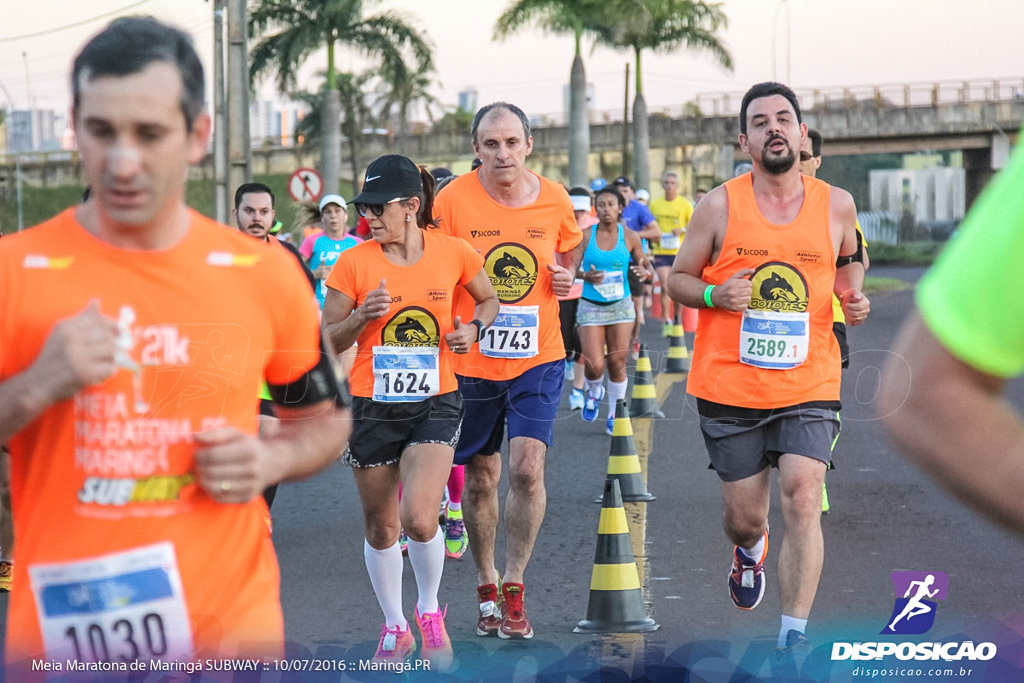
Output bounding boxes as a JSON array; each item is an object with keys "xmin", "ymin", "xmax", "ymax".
[{"xmin": 479, "ymin": 305, "xmax": 539, "ymax": 359}]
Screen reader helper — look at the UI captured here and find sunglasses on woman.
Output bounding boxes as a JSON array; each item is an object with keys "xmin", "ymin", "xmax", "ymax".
[{"xmin": 355, "ymin": 196, "xmax": 408, "ymax": 217}]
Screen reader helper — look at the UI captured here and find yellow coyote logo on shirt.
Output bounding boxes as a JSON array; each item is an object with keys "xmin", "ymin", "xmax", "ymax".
[
  {"xmin": 381, "ymin": 307, "xmax": 440, "ymax": 347},
  {"xmin": 484, "ymin": 243, "xmax": 538, "ymax": 303},
  {"xmin": 749, "ymin": 262, "xmax": 809, "ymax": 313}
]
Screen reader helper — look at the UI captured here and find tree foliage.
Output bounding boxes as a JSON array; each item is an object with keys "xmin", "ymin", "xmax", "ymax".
[
  {"xmin": 375, "ymin": 56, "xmax": 439, "ymax": 153},
  {"xmin": 597, "ymin": 0, "xmax": 733, "ymax": 188},
  {"xmin": 495, "ymin": 0, "xmax": 615, "ymax": 185},
  {"xmin": 249, "ymin": 0, "xmax": 432, "ymax": 92},
  {"xmin": 248, "ymin": 0, "xmax": 434, "ymax": 190}
]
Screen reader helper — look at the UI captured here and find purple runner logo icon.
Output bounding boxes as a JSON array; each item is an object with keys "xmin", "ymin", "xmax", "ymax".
[{"xmin": 882, "ymin": 571, "xmax": 949, "ymax": 635}]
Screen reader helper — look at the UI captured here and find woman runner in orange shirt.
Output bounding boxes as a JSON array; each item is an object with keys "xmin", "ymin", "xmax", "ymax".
[{"xmin": 322, "ymin": 155, "xmax": 497, "ymax": 671}]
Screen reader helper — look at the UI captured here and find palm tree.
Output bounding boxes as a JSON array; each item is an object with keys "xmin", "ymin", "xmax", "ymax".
[
  {"xmin": 337, "ymin": 72, "xmax": 378, "ymax": 186},
  {"xmin": 249, "ymin": 0, "xmax": 433, "ymax": 194},
  {"xmin": 495, "ymin": 0, "xmax": 614, "ymax": 188},
  {"xmin": 601, "ymin": 0, "xmax": 732, "ymax": 191},
  {"xmin": 292, "ymin": 71, "xmax": 376, "ymax": 187},
  {"xmin": 375, "ymin": 57, "xmax": 440, "ymax": 155}
]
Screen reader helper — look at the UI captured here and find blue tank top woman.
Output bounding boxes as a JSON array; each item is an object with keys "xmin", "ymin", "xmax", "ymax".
[{"xmin": 581, "ymin": 223, "xmax": 632, "ymax": 303}]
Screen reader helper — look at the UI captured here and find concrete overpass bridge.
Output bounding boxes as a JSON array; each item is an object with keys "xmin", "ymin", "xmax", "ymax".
[
  {"xmin": 3, "ymin": 78, "xmax": 1022, "ymax": 212},
  {"xmin": 528, "ymin": 78, "xmax": 1024, "ymax": 206}
]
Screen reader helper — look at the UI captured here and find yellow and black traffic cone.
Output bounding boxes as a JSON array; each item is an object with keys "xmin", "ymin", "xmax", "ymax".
[
  {"xmin": 600, "ymin": 400, "xmax": 655, "ymax": 502},
  {"xmin": 575, "ymin": 478, "xmax": 660, "ymax": 634},
  {"xmin": 665, "ymin": 314, "xmax": 690, "ymax": 373},
  {"xmin": 629, "ymin": 344, "xmax": 664, "ymax": 418}
]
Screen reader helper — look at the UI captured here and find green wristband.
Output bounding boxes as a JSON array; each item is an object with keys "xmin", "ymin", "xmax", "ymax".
[{"xmin": 704, "ymin": 284, "xmax": 716, "ymax": 308}]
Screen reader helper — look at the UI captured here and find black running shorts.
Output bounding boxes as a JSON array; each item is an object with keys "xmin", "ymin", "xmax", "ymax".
[{"xmin": 342, "ymin": 391, "xmax": 463, "ymax": 468}]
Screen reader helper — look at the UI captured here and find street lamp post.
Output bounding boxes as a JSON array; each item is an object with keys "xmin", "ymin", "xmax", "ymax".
[{"xmin": 772, "ymin": 0, "xmax": 791, "ymax": 85}]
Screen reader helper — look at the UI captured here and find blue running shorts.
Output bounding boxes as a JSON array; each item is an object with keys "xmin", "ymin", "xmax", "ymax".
[{"xmin": 454, "ymin": 359, "xmax": 565, "ymax": 465}]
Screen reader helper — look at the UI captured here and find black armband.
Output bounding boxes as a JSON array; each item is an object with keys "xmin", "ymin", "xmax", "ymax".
[
  {"xmin": 835, "ymin": 230, "xmax": 864, "ymax": 268},
  {"xmin": 267, "ymin": 337, "xmax": 350, "ymax": 408},
  {"xmin": 335, "ymin": 378, "xmax": 353, "ymax": 409}
]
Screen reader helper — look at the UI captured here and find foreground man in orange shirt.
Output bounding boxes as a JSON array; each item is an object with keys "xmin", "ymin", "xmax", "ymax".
[
  {"xmin": 0, "ymin": 17, "xmax": 350, "ymax": 672},
  {"xmin": 667, "ymin": 82, "xmax": 868, "ymax": 670}
]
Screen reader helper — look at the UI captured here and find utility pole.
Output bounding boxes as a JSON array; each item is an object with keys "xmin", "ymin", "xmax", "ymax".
[
  {"xmin": 213, "ymin": 0, "xmax": 228, "ymax": 224},
  {"xmin": 621, "ymin": 62, "xmax": 630, "ymax": 178},
  {"xmin": 226, "ymin": 0, "xmax": 251, "ymax": 205},
  {"xmin": 16, "ymin": 155, "xmax": 23, "ymax": 231},
  {"xmin": 23, "ymin": 51, "xmax": 35, "ymax": 151}
]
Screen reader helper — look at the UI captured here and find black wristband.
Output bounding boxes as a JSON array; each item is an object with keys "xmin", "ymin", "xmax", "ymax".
[{"xmin": 468, "ymin": 319, "xmax": 484, "ymax": 341}]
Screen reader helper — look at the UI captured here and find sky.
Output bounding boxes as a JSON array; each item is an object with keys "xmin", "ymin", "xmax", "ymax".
[{"xmin": 1, "ymin": 0, "xmax": 1022, "ymax": 125}]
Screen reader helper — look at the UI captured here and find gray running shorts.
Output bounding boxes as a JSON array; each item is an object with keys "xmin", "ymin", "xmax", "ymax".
[{"xmin": 697, "ymin": 399, "xmax": 840, "ymax": 482}]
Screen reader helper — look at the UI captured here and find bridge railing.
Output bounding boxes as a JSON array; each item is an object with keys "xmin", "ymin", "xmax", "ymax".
[
  {"xmin": 858, "ymin": 210, "xmax": 901, "ymax": 246},
  {"xmin": 694, "ymin": 78, "xmax": 1024, "ymax": 119},
  {"xmin": 463, "ymin": 78, "xmax": 1024, "ymax": 129},
  {"xmin": 3, "ymin": 78, "xmax": 1022, "ymax": 160}
]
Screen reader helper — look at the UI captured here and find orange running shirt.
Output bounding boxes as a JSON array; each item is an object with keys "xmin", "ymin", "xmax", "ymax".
[
  {"xmin": 0, "ymin": 208, "xmax": 323, "ymax": 666},
  {"xmin": 686, "ymin": 174, "xmax": 842, "ymax": 408},
  {"xmin": 325, "ymin": 229, "xmax": 484, "ymax": 398},
  {"xmin": 434, "ymin": 171, "xmax": 582, "ymax": 380}
]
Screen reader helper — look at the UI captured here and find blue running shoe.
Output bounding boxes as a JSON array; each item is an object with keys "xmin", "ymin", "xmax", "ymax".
[
  {"xmin": 606, "ymin": 416, "xmax": 614, "ymax": 435},
  {"xmin": 772, "ymin": 629, "xmax": 812, "ymax": 677},
  {"xmin": 581, "ymin": 385, "xmax": 604, "ymax": 423},
  {"xmin": 569, "ymin": 388, "xmax": 585, "ymax": 411},
  {"xmin": 728, "ymin": 527, "xmax": 768, "ymax": 610}
]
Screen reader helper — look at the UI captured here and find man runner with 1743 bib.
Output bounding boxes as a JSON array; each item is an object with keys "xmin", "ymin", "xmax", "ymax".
[{"xmin": 434, "ymin": 102, "xmax": 584, "ymax": 640}]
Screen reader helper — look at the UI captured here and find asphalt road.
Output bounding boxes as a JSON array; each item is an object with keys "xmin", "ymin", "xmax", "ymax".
[{"xmin": 3, "ymin": 265, "xmax": 1023, "ymax": 682}]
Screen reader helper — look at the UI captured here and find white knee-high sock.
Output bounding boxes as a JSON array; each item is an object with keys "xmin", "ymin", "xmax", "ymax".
[
  {"xmin": 606, "ymin": 379, "xmax": 628, "ymax": 417},
  {"xmin": 364, "ymin": 539, "xmax": 407, "ymax": 630},
  {"xmin": 585, "ymin": 377, "xmax": 604, "ymax": 398},
  {"xmin": 406, "ymin": 526, "xmax": 445, "ymax": 615}
]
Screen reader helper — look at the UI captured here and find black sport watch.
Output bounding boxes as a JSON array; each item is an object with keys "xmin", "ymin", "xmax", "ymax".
[{"xmin": 468, "ymin": 319, "xmax": 485, "ymax": 341}]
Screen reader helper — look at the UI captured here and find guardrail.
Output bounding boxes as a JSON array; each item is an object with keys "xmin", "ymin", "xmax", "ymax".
[{"xmin": 0, "ymin": 150, "xmax": 79, "ymax": 166}]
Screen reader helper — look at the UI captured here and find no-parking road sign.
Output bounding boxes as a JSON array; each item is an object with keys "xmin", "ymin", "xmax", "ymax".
[{"xmin": 288, "ymin": 167, "xmax": 324, "ymax": 203}]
